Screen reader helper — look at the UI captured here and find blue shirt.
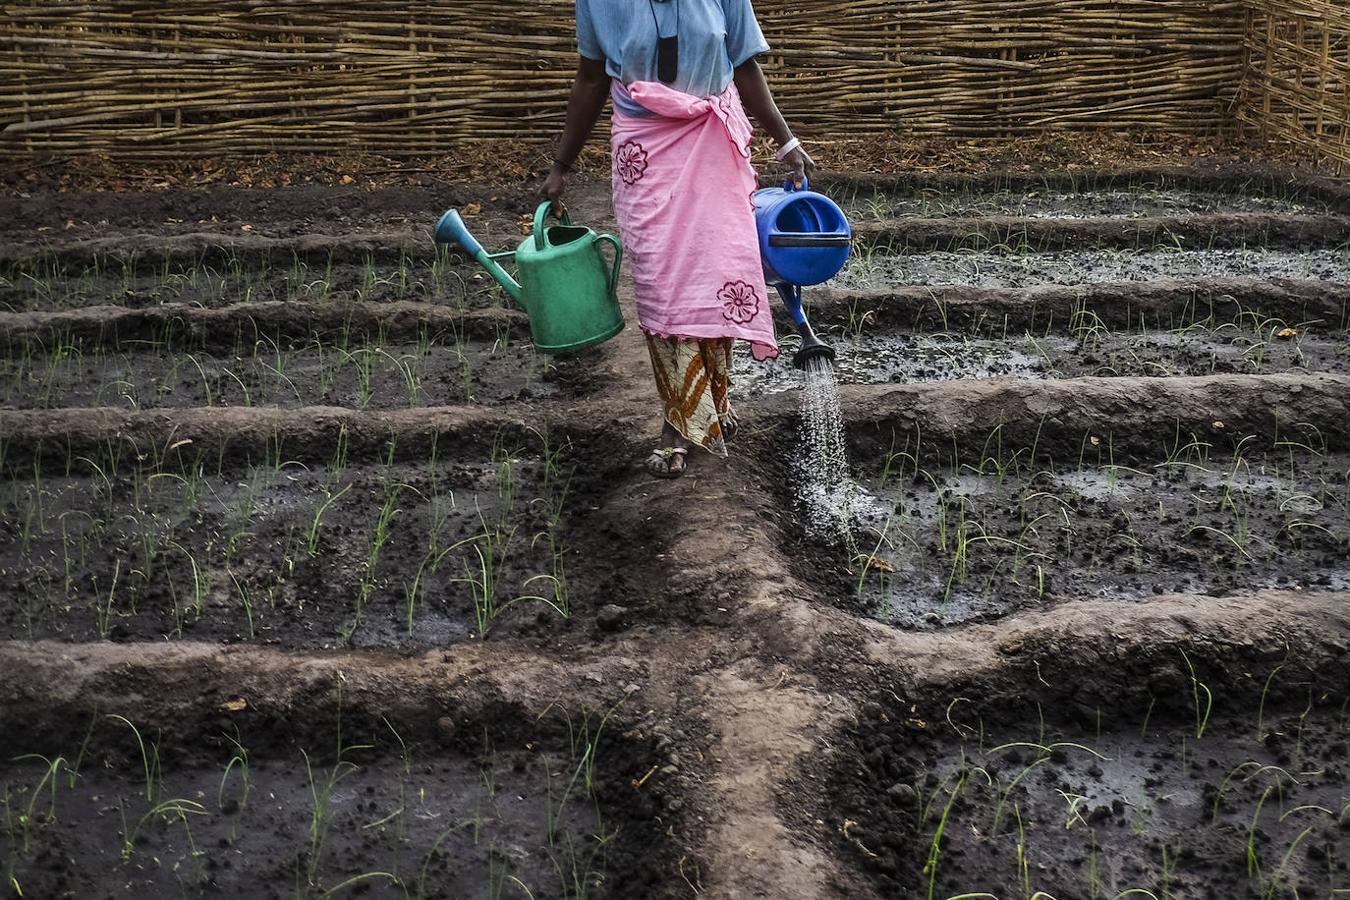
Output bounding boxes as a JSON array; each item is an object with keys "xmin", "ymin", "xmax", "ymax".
[{"xmin": 576, "ymin": 0, "xmax": 769, "ymax": 116}]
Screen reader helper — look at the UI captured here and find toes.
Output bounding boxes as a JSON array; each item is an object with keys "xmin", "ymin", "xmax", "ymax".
[{"xmin": 645, "ymin": 449, "xmax": 688, "ymax": 478}]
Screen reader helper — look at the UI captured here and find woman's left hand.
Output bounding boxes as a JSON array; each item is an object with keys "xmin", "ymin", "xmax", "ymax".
[{"xmin": 783, "ymin": 145, "xmax": 816, "ymax": 189}]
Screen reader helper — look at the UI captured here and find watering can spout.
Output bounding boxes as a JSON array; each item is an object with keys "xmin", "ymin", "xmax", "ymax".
[
  {"xmin": 774, "ymin": 283, "xmax": 836, "ymax": 370},
  {"xmin": 433, "ymin": 209, "xmax": 523, "ymax": 303}
]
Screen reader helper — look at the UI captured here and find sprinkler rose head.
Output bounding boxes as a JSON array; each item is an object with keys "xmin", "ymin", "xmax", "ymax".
[{"xmin": 792, "ymin": 321, "xmax": 836, "ymax": 370}]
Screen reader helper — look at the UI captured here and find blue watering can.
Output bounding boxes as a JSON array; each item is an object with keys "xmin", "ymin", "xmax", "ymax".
[{"xmin": 753, "ymin": 178, "xmax": 852, "ymax": 369}]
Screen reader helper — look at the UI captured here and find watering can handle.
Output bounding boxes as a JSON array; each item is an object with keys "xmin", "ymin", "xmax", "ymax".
[
  {"xmin": 532, "ymin": 201, "xmax": 575, "ymax": 252},
  {"xmin": 782, "ymin": 176, "xmax": 809, "ymax": 193},
  {"xmin": 594, "ymin": 233, "xmax": 623, "ymax": 296}
]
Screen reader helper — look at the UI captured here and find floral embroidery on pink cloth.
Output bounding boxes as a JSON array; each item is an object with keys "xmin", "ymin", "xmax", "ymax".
[
  {"xmin": 615, "ymin": 141, "xmax": 649, "ymax": 185},
  {"xmin": 718, "ymin": 280, "xmax": 761, "ymax": 324}
]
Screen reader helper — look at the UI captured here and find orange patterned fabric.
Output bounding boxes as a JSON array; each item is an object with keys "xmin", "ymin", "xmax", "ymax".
[{"xmin": 645, "ymin": 333, "xmax": 734, "ymax": 457}]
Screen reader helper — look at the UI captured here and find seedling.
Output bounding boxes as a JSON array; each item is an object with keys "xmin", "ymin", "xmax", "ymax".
[
  {"xmin": 228, "ymin": 569, "xmax": 256, "ymax": 638},
  {"xmin": 7, "ymin": 755, "xmax": 67, "ymax": 854},
  {"xmin": 218, "ymin": 730, "xmax": 252, "ymax": 839},
  {"xmin": 93, "ymin": 559, "xmax": 122, "ymax": 640},
  {"xmin": 923, "ymin": 773, "xmax": 966, "ymax": 900},
  {"xmin": 1179, "ymin": 648, "xmax": 1213, "ymax": 740},
  {"xmin": 307, "ymin": 483, "xmax": 352, "ymax": 557}
]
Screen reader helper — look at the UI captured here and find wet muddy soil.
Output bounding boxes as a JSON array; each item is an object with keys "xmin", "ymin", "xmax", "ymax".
[
  {"xmin": 0, "ymin": 700, "xmax": 657, "ymax": 899},
  {"xmin": 0, "ymin": 335, "xmax": 581, "ymax": 410},
  {"xmin": 780, "ymin": 437, "xmax": 1349, "ymax": 629},
  {"xmin": 734, "ymin": 327, "xmax": 1348, "ymax": 395},
  {"xmin": 841, "ymin": 185, "xmax": 1332, "ymax": 221},
  {"xmin": 839, "ymin": 247, "xmax": 1350, "ymax": 290},
  {"xmin": 0, "ymin": 180, "xmax": 540, "ymax": 249},
  {"xmin": 829, "ymin": 694, "xmax": 1350, "ymax": 899},
  {"xmin": 0, "ymin": 443, "xmax": 635, "ymax": 648},
  {"xmin": 0, "ymin": 251, "xmax": 505, "ymax": 313},
  {"xmin": 6, "ymin": 163, "xmax": 1350, "ymax": 899}
]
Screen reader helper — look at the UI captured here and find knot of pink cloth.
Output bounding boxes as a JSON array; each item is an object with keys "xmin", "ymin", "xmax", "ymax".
[{"xmin": 619, "ymin": 81, "xmax": 753, "ymax": 158}]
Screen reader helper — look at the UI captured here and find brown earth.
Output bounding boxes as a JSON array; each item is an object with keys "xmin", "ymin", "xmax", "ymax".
[{"xmin": 2, "ymin": 162, "xmax": 1349, "ymax": 899}]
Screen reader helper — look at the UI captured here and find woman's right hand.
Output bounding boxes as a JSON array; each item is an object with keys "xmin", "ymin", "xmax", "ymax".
[
  {"xmin": 542, "ymin": 162, "xmax": 570, "ymax": 203},
  {"xmin": 783, "ymin": 146, "xmax": 816, "ymax": 190}
]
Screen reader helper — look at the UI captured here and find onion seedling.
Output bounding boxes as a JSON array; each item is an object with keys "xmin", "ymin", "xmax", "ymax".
[
  {"xmin": 1179, "ymin": 648, "xmax": 1213, "ymax": 739},
  {"xmin": 218, "ymin": 730, "xmax": 251, "ymax": 839},
  {"xmin": 923, "ymin": 773, "xmax": 967, "ymax": 900},
  {"xmin": 120, "ymin": 798, "xmax": 205, "ymax": 860},
  {"xmin": 106, "ymin": 714, "xmax": 160, "ymax": 803},
  {"xmin": 8, "ymin": 754, "xmax": 67, "ymax": 854},
  {"xmin": 93, "ymin": 559, "xmax": 122, "ymax": 640},
  {"xmin": 228, "ymin": 569, "xmax": 256, "ymax": 638},
  {"xmin": 307, "ymin": 484, "xmax": 351, "ymax": 558}
]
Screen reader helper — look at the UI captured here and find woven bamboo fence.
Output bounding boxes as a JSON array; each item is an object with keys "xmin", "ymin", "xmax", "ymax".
[
  {"xmin": 2, "ymin": 0, "xmax": 1251, "ymax": 159},
  {"xmin": 1238, "ymin": 0, "xmax": 1350, "ymax": 174}
]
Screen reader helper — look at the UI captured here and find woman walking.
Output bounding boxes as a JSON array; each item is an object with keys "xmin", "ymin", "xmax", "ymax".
[{"xmin": 542, "ymin": 0, "xmax": 814, "ymax": 477}]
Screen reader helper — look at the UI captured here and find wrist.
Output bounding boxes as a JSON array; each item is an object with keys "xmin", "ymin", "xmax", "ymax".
[
  {"xmin": 773, "ymin": 136, "xmax": 801, "ymax": 162},
  {"xmin": 551, "ymin": 158, "xmax": 574, "ymax": 174}
]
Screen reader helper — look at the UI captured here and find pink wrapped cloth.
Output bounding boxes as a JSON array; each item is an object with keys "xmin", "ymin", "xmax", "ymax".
[{"xmin": 610, "ymin": 79, "xmax": 779, "ymax": 362}]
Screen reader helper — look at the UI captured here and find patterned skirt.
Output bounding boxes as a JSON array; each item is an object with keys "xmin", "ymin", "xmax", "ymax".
[{"xmin": 645, "ymin": 334, "xmax": 734, "ymax": 458}]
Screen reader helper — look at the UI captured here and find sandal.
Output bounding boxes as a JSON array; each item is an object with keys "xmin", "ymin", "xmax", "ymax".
[{"xmin": 645, "ymin": 447, "xmax": 688, "ymax": 478}]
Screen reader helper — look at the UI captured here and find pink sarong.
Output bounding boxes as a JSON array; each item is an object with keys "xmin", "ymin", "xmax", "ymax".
[{"xmin": 610, "ymin": 80, "xmax": 779, "ymax": 362}]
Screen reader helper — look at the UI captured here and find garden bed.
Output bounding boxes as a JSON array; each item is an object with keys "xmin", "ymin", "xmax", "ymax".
[{"xmin": 4, "ymin": 163, "xmax": 1350, "ymax": 898}]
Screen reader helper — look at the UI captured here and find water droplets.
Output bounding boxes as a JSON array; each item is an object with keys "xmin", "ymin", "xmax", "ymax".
[{"xmin": 795, "ymin": 356, "xmax": 858, "ymax": 544}]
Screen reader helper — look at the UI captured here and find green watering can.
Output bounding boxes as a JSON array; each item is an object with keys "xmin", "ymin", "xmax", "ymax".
[{"xmin": 433, "ymin": 202, "xmax": 625, "ymax": 353}]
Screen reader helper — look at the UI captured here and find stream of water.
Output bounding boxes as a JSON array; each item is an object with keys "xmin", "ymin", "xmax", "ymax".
[{"xmin": 796, "ymin": 356, "xmax": 859, "ymax": 543}]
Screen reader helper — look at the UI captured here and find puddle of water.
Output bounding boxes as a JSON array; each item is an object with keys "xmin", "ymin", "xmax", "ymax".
[{"xmin": 840, "ymin": 247, "xmax": 1350, "ymax": 290}]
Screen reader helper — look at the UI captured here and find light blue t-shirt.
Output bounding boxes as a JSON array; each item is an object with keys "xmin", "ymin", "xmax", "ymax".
[{"xmin": 576, "ymin": 0, "xmax": 769, "ymax": 116}]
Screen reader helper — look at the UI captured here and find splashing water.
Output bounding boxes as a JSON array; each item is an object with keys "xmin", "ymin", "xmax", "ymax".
[{"xmin": 795, "ymin": 356, "xmax": 859, "ymax": 543}]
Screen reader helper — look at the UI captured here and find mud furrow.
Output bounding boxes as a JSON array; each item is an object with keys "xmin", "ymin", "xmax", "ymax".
[
  {"xmin": 751, "ymin": 372, "xmax": 1350, "ymax": 451},
  {"xmin": 5, "ymin": 373, "xmax": 1347, "ymax": 470},
  {"xmin": 7, "ymin": 585, "xmax": 1344, "ymax": 899},
  {"xmin": 852, "ymin": 212, "xmax": 1350, "ymax": 252},
  {"xmin": 0, "ymin": 299, "xmax": 527, "ymax": 349},
  {"xmin": 2, "ymin": 229, "xmax": 447, "ymax": 270},
  {"xmin": 816, "ymin": 165, "xmax": 1350, "ymax": 211},
  {"xmin": 0, "ymin": 639, "xmax": 625, "ymax": 747},
  {"xmin": 812, "ymin": 278, "xmax": 1350, "ymax": 332},
  {"xmin": 858, "ymin": 589, "xmax": 1350, "ymax": 709},
  {"xmin": 0, "ymin": 402, "xmax": 540, "ymax": 471}
]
